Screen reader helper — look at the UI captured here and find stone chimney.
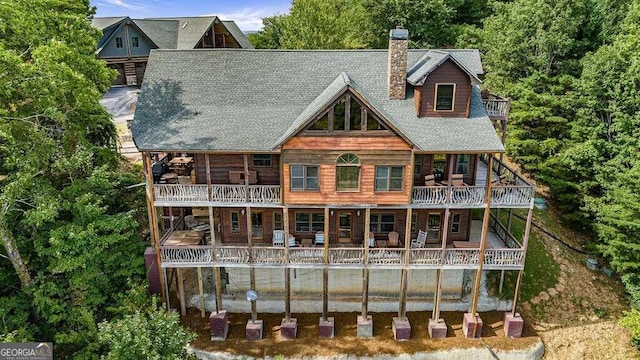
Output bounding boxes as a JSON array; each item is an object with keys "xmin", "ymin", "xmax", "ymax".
[{"xmin": 387, "ymin": 28, "xmax": 408, "ymax": 100}]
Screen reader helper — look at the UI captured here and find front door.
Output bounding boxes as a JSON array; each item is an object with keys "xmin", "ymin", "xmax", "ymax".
[
  {"xmin": 427, "ymin": 212, "xmax": 442, "ymax": 241},
  {"xmin": 337, "ymin": 212, "xmax": 352, "ymax": 243},
  {"xmin": 251, "ymin": 211, "xmax": 263, "ymax": 239}
]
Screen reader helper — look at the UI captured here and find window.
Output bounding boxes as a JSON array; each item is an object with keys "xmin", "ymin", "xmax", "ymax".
[
  {"xmin": 230, "ymin": 212, "xmax": 240, "ymax": 233},
  {"xmin": 251, "ymin": 212, "xmax": 263, "ymax": 238},
  {"xmin": 433, "ymin": 154, "xmax": 446, "ymax": 182},
  {"xmin": 411, "ymin": 213, "xmax": 417, "ymax": 233},
  {"xmin": 252, "ymin": 154, "xmax": 271, "ymax": 167},
  {"xmin": 131, "ymin": 37, "xmax": 139, "ymax": 48},
  {"xmin": 456, "ymin": 154, "xmax": 470, "ymax": 174},
  {"xmin": 451, "ymin": 213, "xmax": 461, "ymax": 234},
  {"xmin": 435, "ymin": 84, "xmax": 455, "ymax": 111},
  {"xmin": 307, "ymin": 93, "xmax": 387, "ymax": 132},
  {"xmin": 336, "ymin": 153, "xmax": 360, "ymax": 191},
  {"xmin": 414, "ymin": 155, "xmax": 422, "ymax": 175},
  {"xmin": 290, "ymin": 165, "xmax": 318, "ymax": 190},
  {"xmin": 295, "ymin": 212, "xmax": 324, "ymax": 232},
  {"xmin": 370, "ymin": 213, "xmax": 395, "ymax": 233},
  {"xmin": 115, "ymin": 37, "xmax": 123, "ymax": 48},
  {"xmin": 273, "ymin": 212, "xmax": 283, "ymax": 231},
  {"xmin": 375, "ymin": 166, "xmax": 403, "ymax": 191}
]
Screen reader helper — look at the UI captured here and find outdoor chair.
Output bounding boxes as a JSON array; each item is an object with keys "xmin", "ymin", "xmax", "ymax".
[
  {"xmin": 273, "ymin": 230, "xmax": 285, "ymax": 247},
  {"xmin": 425, "ymin": 174, "xmax": 437, "ymax": 186},
  {"xmin": 451, "ymin": 174, "xmax": 465, "ymax": 186},
  {"xmin": 388, "ymin": 231, "xmax": 400, "ymax": 247},
  {"xmin": 314, "ymin": 232, "xmax": 325, "ymax": 246},
  {"xmin": 184, "ymin": 215, "xmax": 210, "ymax": 232},
  {"xmin": 411, "ymin": 230, "xmax": 427, "ymax": 248}
]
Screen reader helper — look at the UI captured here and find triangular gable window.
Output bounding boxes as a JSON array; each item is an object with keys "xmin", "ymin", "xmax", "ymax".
[{"xmin": 308, "ymin": 92, "xmax": 387, "ymax": 132}]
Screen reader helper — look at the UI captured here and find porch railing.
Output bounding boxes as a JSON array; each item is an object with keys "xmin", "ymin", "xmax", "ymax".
[
  {"xmin": 412, "ymin": 186, "xmax": 485, "ymax": 206},
  {"xmin": 251, "ymin": 246, "xmax": 286, "ymax": 265},
  {"xmin": 489, "ymin": 213, "xmax": 522, "ymax": 249},
  {"xmin": 444, "ymin": 248, "xmax": 480, "ymax": 266},
  {"xmin": 491, "ymin": 186, "xmax": 535, "ymax": 207},
  {"xmin": 368, "ymin": 249, "xmax": 404, "ymax": 266},
  {"xmin": 158, "ymin": 245, "xmax": 522, "ymax": 269},
  {"xmin": 329, "ymin": 248, "xmax": 364, "ymax": 265},
  {"xmin": 160, "ymin": 245, "xmax": 212, "ymax": 265},
  {"xmin": 483, "ymin": 248, "xmax": 525, "ymax": 267},
  {"xmin": 153, "ymin": 184, "xmax": 281, "ymax": 205},
  {"xmin": 289, "ymin": 248, "xmax": 324, "ymax": 265},
  {"xmin": 482, "ymin": 98, "xmax": 510, "ymax": 118}
]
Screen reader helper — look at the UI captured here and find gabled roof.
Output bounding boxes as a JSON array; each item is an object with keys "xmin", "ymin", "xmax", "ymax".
[
  {"xmin": 91, "ymin": 16, "xmax": 252, "ymax": 50},
  {"xmin": 407, "ymin": 50, "xmax": 482, "ymax": 86},
  {"xmin": 91, "ymin": 16, "xmax": 127, "ymax": 30},
  {"xmin": 132, "ymin": 49, "xmax": 503, "ymax": 153},
  {"xmin": 133, "ymin": 19, "xmax": 179, "ymax": 48},
  {"xmin": 274, "ymin": 72, "xmax": 411, "ymax": 148},
  {"xmin": 221, "ymin": 21, "xmax": 254, "ymax": 49}
]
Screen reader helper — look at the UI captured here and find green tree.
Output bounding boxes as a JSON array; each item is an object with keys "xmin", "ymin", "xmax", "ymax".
[
  {"xmin": 98, "ymin": 287, "xmax": 197, "ymax": 360},
  {"xmin": 0, "ymin": 0, "xmax": 149, "ymax": 357},
  {"xmin": 361, "ymin": 0, "xmax": 455, "ymax": 48}
]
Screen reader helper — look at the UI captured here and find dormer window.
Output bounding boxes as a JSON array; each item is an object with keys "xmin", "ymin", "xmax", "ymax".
[
  {"xmin": 115, "ymin": 37, "xmax": 123, "ymax": 48},
  {"xmin": 308, "ymin": 93, "xmax": 387, "ymax": 132},
  {"xmin": 435, "ymin": 84, "xmax": 455, "ymax": 111}
]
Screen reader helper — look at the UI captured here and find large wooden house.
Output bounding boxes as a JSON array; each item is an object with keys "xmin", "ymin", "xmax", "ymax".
[
  {"xmin": 91, "ymin": 16, "xmax": 253, "ymax": 86},
  {"xmin": 132, "ymin": 29, "xmax": 534, "ymax": 340}
]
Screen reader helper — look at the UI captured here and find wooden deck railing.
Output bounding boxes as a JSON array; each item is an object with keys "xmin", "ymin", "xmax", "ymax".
[
  {"xmin": 412, "ymin": 186, "xmax": 485, "ymax": 206},
  {"xmin": 153, "ymin": 184, "xmax": 281, "ymax": 205},
  {"xmin": 158, "ymin": 245, "xmax": 524, "ymax": 268},
  {"xmin": 482, "ymin": 98, "xmax": 510, "ymax": 118}
]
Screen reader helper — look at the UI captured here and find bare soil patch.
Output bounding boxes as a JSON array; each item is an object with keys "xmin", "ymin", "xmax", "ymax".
[{"xmin": 182, "ymin": 309, "xmax": 539, "ymax": 358}]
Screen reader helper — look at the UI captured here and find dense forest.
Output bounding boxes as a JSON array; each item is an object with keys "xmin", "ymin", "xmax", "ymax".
[
  {"xmin": 1, "ymin": 0, "xmax": 639, "ymax": 357},
  {"xmin": 249, "ymin": 0, "xmax": 640, "ymax": 345},
  {"xmin": 0, "ymin": 1, "xmax": 195, "ymax": 358}
]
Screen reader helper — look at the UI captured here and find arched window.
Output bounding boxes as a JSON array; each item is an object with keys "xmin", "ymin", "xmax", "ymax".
[{"xmin": 336, "ymin": 153, "xmax": 360, "ymax": 191}]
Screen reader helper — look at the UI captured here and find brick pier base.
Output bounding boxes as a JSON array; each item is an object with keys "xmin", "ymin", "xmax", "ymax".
[
  {"xmin": 209, "ymin": 311, "xmax": 229, "ymax": 341},
  {"xmin": 462, "ymin": 313, "xmax": 483, "ymax": 338},
  {"xmin": 503, "ymin": 312, "xmax": 524, "ymax": 338}
]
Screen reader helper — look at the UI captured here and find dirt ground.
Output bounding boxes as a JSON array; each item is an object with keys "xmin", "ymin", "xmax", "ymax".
[
  {"xmin": 521, "ymin": 206, "xmax": 637, "ymax": 359},
  {"xmin": 182, "ymin": 309, "xmax": 539, "ymax": 358}
]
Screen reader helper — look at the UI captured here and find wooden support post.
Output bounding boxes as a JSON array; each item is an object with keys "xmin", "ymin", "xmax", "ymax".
[
  {"xmin": 198, "ymin": 267, "xmax": 205, "ymax": 317},
  {"xmin": 142, "ymin": 152, "xmax": 165, "ymax": 304},
  {"xmin": 243, "ymin": 155, "xmax": 250, "ymax": 202},
  {"xmin": 323, "ymin": 207, "xmax": 330, "ymax": 321},
  {"xmin": 283, "ymin": 207, "xmax": 291, "ymax": 321},
  {"xmin": 399, "ymin": 208, "xmax": 412, "ymax": 320},
  {"xmin": 214, "ymin": 267, "xmax": 223, "ymax": 313},
  {"xmin": 205, "ymin": 154, "xmax": 212, "ymax": 200},
  {"xmin": 432, "ymin": 269, "xmax": 443, "ymax": 320},
  {"xmin": 499, "ymin": 270, "xmax": 505, "ymax": 294},
  {"xmin": 246, "ymin": 206, "xmax": 257, "ymax": 319},
  {"xmin": 177, "ymin": 268, "xmax": 186, "ymax": 316},
  {"xmin": 364, "ymin": 206, "xmax": 373, "ymax": 315},
  {"xmin": 163, "ymin": 267, "xmax": 170, "ymax": 310},
  {"xmin": 470, "ymin": 155, "xmax": 493, "ymax": 315},
  {"xmin": 512, "ymin": 200, "xmax": 534, "ymax": 316}
]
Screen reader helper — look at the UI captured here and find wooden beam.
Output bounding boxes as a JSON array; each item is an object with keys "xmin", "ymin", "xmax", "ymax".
[
  {"xmin": 214, "ymin": 267, "xmax": 223, "ymax": 313},
  {"xmin": 205, "ymin": 154, "xmax": 212, "ymax": 200},
  {"xmin": 284, "ymin": 207, "xmax": 291, "ymax": 321},
  {"xmin": 142, "ymin": 152, "xmax": 166, "ymax": 304},
  {"xmin": 177, "ymin": 268, "xmax": 186, "ymax": 316},
  {"xmin": 323, "ymin": 207, "xmax": 329, "ymax": 321},
  {"xmin": 399, "ymin": 207, "xmax": 412, "ymax": 320},
  {"xmin": 512, "ymin": 200, "xmax": 534, "ymax": 315},
  {"xmin": 197, "ymin": 267, "xmax": 205, "ymax": 317},
  {"xmin": 246, "ymin": 206, "xmax": 256, "ymax": 318},
  {"xmin": 344, "ymin": 95, "xmax": 351, "ymax": 131},
  {"xmin": 470, "ymin": 155, "xmax": 493, "ymax": 315},
  {"xmin": 362, "ymin": 208, "xmax": 371, "ymax": 319},
  {"xmin": 243, "ymin": 155, "xmax": 250, "ymax": 202}
]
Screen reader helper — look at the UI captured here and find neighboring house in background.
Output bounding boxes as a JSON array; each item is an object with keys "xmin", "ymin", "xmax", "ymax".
[
  {"xmin": 91, "ymin": 16, "xmax": 253, "ymax": 86},
  {"xmin": 132, "ymin": 29, "xmax": 534, "ymax": 340}
]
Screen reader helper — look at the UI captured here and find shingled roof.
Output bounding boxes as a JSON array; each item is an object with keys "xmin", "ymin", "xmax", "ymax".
[
  {"xmin": 132, "ymin": 49, "xmax": 504, "ymax": 153},
  {"xmin": 91, "ymin": 16, "xmax": 254, "ymax": 51}
]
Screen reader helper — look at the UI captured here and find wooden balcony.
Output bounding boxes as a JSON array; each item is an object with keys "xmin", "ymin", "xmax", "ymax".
[
  {"xmin": 153, "ymin": 184, "xmax": 281, "ymax": 207},
  {"xmin": 482, "ymin": 98, "xmax": 510, "ymax": 120}
]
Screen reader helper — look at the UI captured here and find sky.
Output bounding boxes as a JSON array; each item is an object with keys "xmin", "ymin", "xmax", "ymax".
[{"xmin": 90, "ymin": 0, "xmax": 291, "ymax": 31}]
